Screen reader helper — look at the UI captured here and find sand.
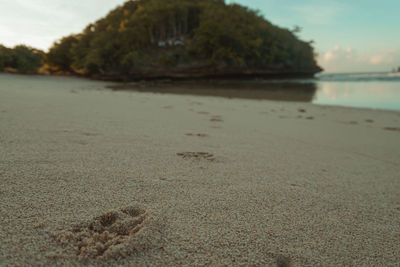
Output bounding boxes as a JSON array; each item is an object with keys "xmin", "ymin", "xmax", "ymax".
[{"xmin": 0, "ymin": 73, "xmax": 399, "ymax": 266}]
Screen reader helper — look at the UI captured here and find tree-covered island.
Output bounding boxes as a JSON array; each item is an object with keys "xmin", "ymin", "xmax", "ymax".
[{"xmin": 1, "ymin": 0, "xmax": 322, "ymax": 80}]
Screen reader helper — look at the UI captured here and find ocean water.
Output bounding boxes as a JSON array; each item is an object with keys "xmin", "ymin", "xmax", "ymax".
[
  {"xmin": 111, "ymin": 72, "xmax": 400, "ymax": 111},
  {"xmin": 312, "ymin": 72, "xmax": 400, "ymax": 111},
  {"xmin": 3, "ymin": 72, "xmax": 398, "ymax": 111}
]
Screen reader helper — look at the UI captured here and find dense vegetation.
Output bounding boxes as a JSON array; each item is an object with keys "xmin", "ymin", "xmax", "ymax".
[
  {"xmin": 1, "ymin": 0, "xmax": 321, "ymax": 79},
  {"xmin": 47, "ymin": 0, "xmax": 321, "ymax": 79},
  {"xmin": 0, "ymin": 45, "xmax": 44, "ymax": 73}
]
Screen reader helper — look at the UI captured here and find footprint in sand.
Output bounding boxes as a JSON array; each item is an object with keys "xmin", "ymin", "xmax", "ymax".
[
  {"xmin": 276, "ymin": 255, "xmax": 294, "ymax": 267},
  {"xmin": 51, "ymin": 206, "xmax": 148, "ymax": 260},
  {"xmin": 197, "ymin": 111, "xmax": 210, "ymax": 115},
  {"xmin": 296, "ymin": 115, "xmax": 313, "ymax": 120},
  {"xmin": 210, "ymin": 115, "xmax": 223, "ymax": 122},
  {"xmin": 177, "ymin": 152, "xmax": 215, "ymax": 160},
  {"xmin": 365, "ymin": 119, "xmax": 374, "ymax": 123},
  {"xmin": 80, "ymin": 132, "xmax": 100, "ymax": 137},
  {"xmin": 338, "ymin": 120, "xmax": 358, "ymax": 125},
  {"xmin": 185, "ymin": 133, "xmax": 209, "ymax": 137},
  {"xmin": 71, "ymin": 140, "xmax": 89, "ymax": 145},
  {"xmin": 384, "ymin": 127, "xmax": 400, "ymax": 132}
]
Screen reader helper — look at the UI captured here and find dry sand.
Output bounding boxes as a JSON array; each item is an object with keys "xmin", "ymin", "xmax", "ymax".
[{"xmin": 0, "ymin": 73, "xmax": 399, "ymax": 266}]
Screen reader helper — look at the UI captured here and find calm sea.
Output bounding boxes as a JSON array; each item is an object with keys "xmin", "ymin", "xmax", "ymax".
[
  {"xmin": 312, "ymin": 72, "xmax": 400, "ymax": 111},
  {"xmin": 111, "ymin": 72, "xmax": 400, "ymax": 111},
  {"xmin": 2, "ymin": 72, "xmax": 399, "ymax": 111}
]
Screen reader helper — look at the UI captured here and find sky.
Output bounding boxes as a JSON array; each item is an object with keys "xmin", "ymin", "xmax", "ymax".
[{"xmin": 0, "ymin": 0, "xmax": 399, "ymax": 73}]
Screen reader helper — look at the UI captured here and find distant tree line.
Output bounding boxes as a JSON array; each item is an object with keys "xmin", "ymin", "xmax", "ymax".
[
  {"xmin": 1, "ymin": 0, "xmax": 321, "ymax": 78},
  {"xmin": 0, "ymin": 45, "xmax": 44, "ymax": 73}
]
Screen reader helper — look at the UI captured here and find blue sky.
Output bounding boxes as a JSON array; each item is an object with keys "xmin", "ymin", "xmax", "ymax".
[
  {"xmin": 0, "ymin": 0, "xmax": 399, "ymax": 72},
  {"xmin": 228, "ymin": 0, "xmax": 400, "ymax": 72}
]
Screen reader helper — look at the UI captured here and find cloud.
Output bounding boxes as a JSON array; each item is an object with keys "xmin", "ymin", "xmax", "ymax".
[
  {"xmin": 318, "ymin": 46, "xmax": 400, "ymax": 72},
  {"xmin": 0, "ymin": 0, "xmax": 126, "ymax": 50},
  {"xmin": 368, "ymin": 48, "xmax": 399, "ymax": 65},
  {"xmin": 318, "ymin": 46, "xmax": 361, "ymax": 72},
  {"xmin": 323, "ymin": 46, "xmax": 355, "ymax": 62}
]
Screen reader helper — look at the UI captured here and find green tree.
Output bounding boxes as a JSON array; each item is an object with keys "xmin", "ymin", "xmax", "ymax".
[
  {"xmin": 47, "ymin": 35, "xmax": 79, "ymax": 72},
  {"xmin": 57, "ymin": 0, "xmax": 321, "ymax": 77},
  {"xmin": 0, "ymin": 45, "xmax": 13, "ymax": 71},
  {"xmin": 9, "ymin": 45, "xmax": 43, "ymax": 73},
  {"xmin": 0, "ymin": 44, "xmax": 44, "ymax": 73}
]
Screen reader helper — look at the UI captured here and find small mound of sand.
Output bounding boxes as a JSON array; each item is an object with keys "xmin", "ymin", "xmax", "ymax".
[
  {"xmin": 50, "ymin": 205, "xmax": 160, "ymax": 261},
  {"xmin": 185, "ymin": 133, "xmax": 209, "ymax": 137},
  {"xmin": 177, "ymin": 152, "xmax": 215, "ymax": 160}
]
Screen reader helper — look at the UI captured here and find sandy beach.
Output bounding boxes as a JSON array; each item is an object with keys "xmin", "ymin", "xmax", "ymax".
[{"xmin": 0, "ymin": 73, "xmax": 399, "ymax": 266}]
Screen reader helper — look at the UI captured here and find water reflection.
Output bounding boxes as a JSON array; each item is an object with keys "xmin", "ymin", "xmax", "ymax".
[
  {"xmin": 109, "ymin": 78, "xmax": 400, "ymax": 111},
  {"xmin": 110, "ymin": 81, "xmax": 318, "ymax": 102},
  {"xmin": 314, "ymin": 82, "xmax": 400, "ymax": 110}
]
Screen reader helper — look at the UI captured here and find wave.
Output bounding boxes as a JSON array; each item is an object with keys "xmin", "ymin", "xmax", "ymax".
[{"xmin": 316, "ymin": 72, "xmax": 400, "ymax": 82}]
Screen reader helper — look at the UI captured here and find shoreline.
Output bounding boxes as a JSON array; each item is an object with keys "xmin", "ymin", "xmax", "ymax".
[
  {"xmin": 1, "ymin": 73, "xmax": 399, "ymax": 266},
  {"xmin": 0, "ymin": 69, "xmax": 320, "ymax": 82},
  {"xmin": 2, "ymin": 72, "xmax": 399, "ymax": 112}
]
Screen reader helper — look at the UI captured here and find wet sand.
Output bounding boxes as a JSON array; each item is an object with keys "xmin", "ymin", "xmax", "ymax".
[{"xmin": 1, "ymin": 73, "xmax": 399, "ymax": 266}]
